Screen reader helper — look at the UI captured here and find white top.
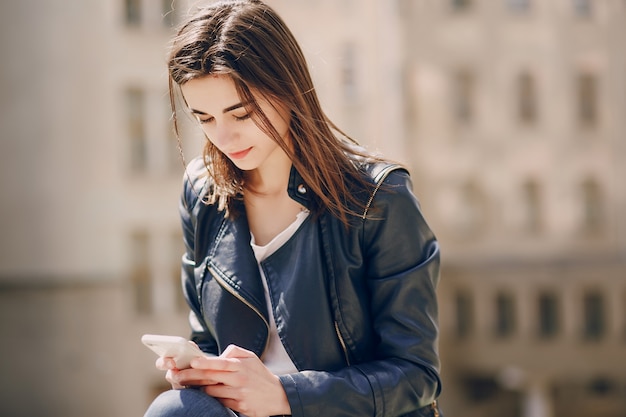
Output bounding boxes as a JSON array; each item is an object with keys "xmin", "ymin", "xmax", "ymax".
[{"xmin": 250, "ymin": 209, "xmax": 309, "ymax": 375}]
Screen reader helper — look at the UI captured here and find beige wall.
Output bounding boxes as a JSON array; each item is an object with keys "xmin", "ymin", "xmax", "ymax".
[{"xmin": 1, "ymin": 0, "xmax": 625, "ymax": 416}]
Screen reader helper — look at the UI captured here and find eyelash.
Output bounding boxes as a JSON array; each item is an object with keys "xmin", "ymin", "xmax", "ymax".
[
  {"xmin": 198, "ymin": 113, "xmax": 251, "ymax": 124},
  {"xmin": 234, "ymin": 113, "xmax": 251, "ymax": 121}
]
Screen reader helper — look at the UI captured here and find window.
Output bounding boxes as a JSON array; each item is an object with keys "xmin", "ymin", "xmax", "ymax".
[
  {"xmin": 341, "ymin": 43, "xmax": 358, "ymax": 102},
  {"xmin": 506, "ymin": 0, "xmax": 530, "ymax": 12},
  {"xmin": 452, "ymin": 0, "xmax": 472, "ymax": 11},
  {"xmin": 462, "ymin": 375, "xmax": 500, "ymax": 402},
  {"xmin": 580, "ymin": 178, "xmax": 604, "ymax": 235},
  {"xmin": 401, "ymin": 66, "xmax": 418, "ymax": 130},
  {"xmin": 165, "ymin": 97, "xmax": 182, "ymax": 174},
  {"xmin": 583, "ymin": 291, "xmax": 605, "ymax": 341},
  {"xmin": 623, "ymin": 291, "xmax": 626, "ymax": 339},
  {"xmin": 538, "ymin": 292, "xmax": 559, "ymax": 338},
  {"xmin": 131, "ymin": 230, "xmax": 152, "ymax": 315},
  {"xmin": 578, "ymin": 73, "xmax": 598, "ymax": 127},
  {"xmin": 396, "ymin": 0, "xmax": 412, "ymax": 17},
  {"xmin": 572, "ymin": 0, "xmax": 592, "ymax": 17},
  {"xmin": 455, "ymin": 291, "xmax": 474, "ymax": 339},
  {"xmin": 171, "ymin": 231, "xmax": 187, "ymax": 312},
  {"xmin": 522, "ymin": 179, "xmax": 542, "ymax": 234},
  {"xmin": 457, "ymin": 181, "xmax": 486, "ymax": 237},
  {"xmin": 518, "ymin": 72, "xmax": 538, "ymax": 124},
  {"xmin": 126, "ymin": 88, "xmax": 147, "ymax": 173},
  {"xmin": 495, "ymin": 292, "xmax": 516, "ymax": 338},
  {"xmin": 124, "ymin": 0, "xmax": 142, "ymax": 26},
  {"xmin": 453, "ymin": 69, "xmax": 475, "ymax": 123},
  {"xmin": 588, "ymin": 377, "xmax": 616, "ymax": 397}
]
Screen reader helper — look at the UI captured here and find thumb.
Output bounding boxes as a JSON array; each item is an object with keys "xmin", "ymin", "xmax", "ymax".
[{"xmin": 220, "ymin": 344, "xmax": 256, "ymax": 359}]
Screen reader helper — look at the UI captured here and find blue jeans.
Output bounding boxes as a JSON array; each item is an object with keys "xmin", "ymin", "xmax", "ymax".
[{"xmin": 144, "ymin": 388, "xmax": 237, "ymax": 417}]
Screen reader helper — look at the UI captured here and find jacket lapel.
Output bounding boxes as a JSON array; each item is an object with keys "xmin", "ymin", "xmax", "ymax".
[{"xmin": 207, "ymin": 211, "xmax": 269, "ymax": 320}]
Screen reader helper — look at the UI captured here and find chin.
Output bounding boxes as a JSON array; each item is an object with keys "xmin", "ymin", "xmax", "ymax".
[{"xmin": 231, "ymin": 161, "xmax": 257, "ymax": 171}]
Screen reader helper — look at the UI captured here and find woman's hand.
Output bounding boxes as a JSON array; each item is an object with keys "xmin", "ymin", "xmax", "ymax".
[
  {"xmin": 155, "ymin": 356, "xmax": 188, "ymax": 390},
  {"xmin": 168, "ymin": 345, "xmax": 291, "ymax": 417}
]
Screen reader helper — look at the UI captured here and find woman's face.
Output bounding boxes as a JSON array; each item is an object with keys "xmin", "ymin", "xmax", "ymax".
[{"xmin": 181, "ymin": 74, "xmax": 291, "ymax": 172}]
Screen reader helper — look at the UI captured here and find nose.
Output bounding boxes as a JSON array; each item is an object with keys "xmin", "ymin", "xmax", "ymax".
[{"xmin": 208, "ymin": 123, "xmax": 232, "ymax": 148}]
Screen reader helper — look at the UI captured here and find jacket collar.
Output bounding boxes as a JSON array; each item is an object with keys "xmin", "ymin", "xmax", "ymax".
[
  {"xmin": 286, "ymin": 160, "xmax": 406, "ymax": 213},
  {"xmin": 206, "ymin": 198, "xmax": 268, "ymax": 317},
  {"xmin": 287, "ymin": 165, "xmax": 311, "ymax": 208},
  {"xmin": 205, "ymin": 166, "xmax": 310, "ymax": 324}
]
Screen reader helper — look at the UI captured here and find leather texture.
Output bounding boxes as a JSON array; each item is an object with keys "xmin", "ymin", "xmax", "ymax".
[{"xmin": 179, "ymin": 156, "xmax": 442, "ymax": 417}]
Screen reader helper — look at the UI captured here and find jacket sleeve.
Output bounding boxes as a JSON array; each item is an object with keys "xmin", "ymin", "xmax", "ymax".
[
  {"xmin": 279, "ymin": 169, "xmax": 442, "ymax": 417},
  {"xmin": 179, "ymin": 159, "xmax": 219, "ymax": 355}
]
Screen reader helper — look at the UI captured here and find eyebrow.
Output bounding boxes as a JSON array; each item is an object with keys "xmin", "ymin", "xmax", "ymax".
[{"xmin": 190, "ymin": 102, "xmax": 245, "ymax": 115}]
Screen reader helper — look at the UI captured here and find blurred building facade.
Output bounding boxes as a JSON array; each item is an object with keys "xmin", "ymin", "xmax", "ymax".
[
  {"xmin": 0, "ymin": 0, "xmax": 625, "ymax": 416},
  {"xmin": 401, "ymin": 2, "xmax": 626, "ymax": 417}
]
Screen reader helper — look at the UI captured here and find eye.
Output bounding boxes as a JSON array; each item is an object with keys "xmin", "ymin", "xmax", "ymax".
[
  {"xmin": 197, "ymin": 116, "xmax": 214, "ymax": 124},
  {"xmin": 233, "ymin": 113, "xmax": 251, "ymax": 121}
]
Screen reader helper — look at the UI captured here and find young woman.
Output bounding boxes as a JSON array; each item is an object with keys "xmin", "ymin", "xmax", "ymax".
[{"xmin": 144, "ymin": 1, "xmax": 443, "ymax": 416}]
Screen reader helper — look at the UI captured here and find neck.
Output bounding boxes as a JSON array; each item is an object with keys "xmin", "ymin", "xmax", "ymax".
[{"xmin": 244, "ymin": 153, "xmax": 292, "ymax": 197}]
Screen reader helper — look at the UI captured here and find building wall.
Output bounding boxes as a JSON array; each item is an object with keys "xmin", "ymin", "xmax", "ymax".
[
  {"xmin": 400, "ymin": 2, "xmax": 626, "ymax": 416},
  {"xmin": 0, "ymin": 0, "xmax": 624, "ymax": 416},
  {"xmin": 0, "ymin": 0, "xmax": 194, "ymax": 415}
]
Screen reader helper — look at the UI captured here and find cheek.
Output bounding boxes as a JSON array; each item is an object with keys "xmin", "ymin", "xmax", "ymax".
[
  {"xmin": 256, "ymin": 100, "xmax": 291, "ymax": 138},
  {"xmin": 266, "ymin": 111, "xmax": 291, "ymax": 140},
  {"xmin": 198, "ymin": 126, "xmax": 227, "ymax": 151},
  {"xmin": 199, "ymin": 126, "xmax": 216, "ymax": 143},
  {"xmin": 276, "ymin": 119, "xmax": 290, "ymax": 138}
]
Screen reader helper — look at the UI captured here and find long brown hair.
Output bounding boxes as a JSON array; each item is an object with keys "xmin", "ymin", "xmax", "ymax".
[{"xmin": 168, "ymin": 0, "xmax": 380, "ymax": 224}]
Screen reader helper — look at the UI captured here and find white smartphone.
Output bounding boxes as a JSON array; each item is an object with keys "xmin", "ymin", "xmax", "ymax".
[{"xmin": 141, "ymin": 334, "xmax": 212, "ymax": 369}]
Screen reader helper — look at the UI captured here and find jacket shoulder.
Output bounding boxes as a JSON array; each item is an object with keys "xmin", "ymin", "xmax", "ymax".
[
  {"xmin": 361, "ymin": 161, "xmax": 411, "ymax": 219},
  {"xmin": 365, "ymin": 161, "xmax": 409, "ymax": 185}
]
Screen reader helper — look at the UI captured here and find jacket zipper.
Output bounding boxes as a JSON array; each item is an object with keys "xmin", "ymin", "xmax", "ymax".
[
  {"xmin": 362, "ymin": 163, "xmax": 403, "ymax": 220},
  {"xmin": 207, "ymin": 265, "xmax": 271, "ymax": 354},
  {"xmin": 334, "ymin": 321, "xmax": 351, "ymax": 366}
]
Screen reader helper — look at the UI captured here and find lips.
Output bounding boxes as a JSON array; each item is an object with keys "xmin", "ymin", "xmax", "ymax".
[{"xmin": 228, "ymin": 147, "xmax": 252, "ymax": 160}]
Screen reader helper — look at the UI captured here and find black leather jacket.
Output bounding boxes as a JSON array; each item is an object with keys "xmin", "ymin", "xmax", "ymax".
[{"xmin": 179, "ymin": 156, "xmax": 442, "ymax": 417}]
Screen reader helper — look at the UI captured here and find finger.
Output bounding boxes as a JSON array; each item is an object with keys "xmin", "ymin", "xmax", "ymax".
[
  {"xmin": 168, "ymin": 368, "xmax": 189, "ymax": 385},
  {"xmin": 156, "ymin": 356, "xmax": 177, "ymax": 370},
  {"xmin": 166, "ymin": 369, "xmax": 186, "ymax": 390},
  {"xmin": 173, "ymin": 367, "xmax": 226, "ymax": 387},
  {"xmin": 190, "ymin": 355, "xmax": 238, "ymax": 371},
  {"xmin": 203, "ymin": 384, "xmax": 236, "ymax": 401},
  {"xmin": 221, "ymin": 344, "xmax": 256, "ymax": 359}
]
